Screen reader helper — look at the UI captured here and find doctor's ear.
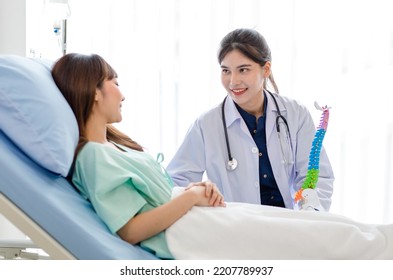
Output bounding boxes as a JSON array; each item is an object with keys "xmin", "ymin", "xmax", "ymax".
[{"xmin": 262, "ymin": 61, "xmax": 272, "ymax": 77}]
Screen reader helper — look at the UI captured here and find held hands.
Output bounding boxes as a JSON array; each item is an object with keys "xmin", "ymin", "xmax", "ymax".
[{"xmin": 185, "ymin": 180, "xmax": 226, "ymax": 207}]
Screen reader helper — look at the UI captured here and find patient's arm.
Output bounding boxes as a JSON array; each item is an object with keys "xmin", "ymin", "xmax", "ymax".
[{"xmin": 117, "ymin": 185, "xmax": 224, "ymax": 245}]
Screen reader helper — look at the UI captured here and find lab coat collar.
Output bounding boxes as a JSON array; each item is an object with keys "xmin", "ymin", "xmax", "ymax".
[
  {"xmin": 265, "ymin": 90, "xmax": 287, "ymax": 142},
  {"xmin": 265, "ymin": 90, "xmax": 287, "ymax": 114},
  {"xmin": 223, "ymin": 91, "xmax": 287, "ymax": 125},
  {"xmin": 222, "ymin": 96, "xmax": 243, "ymax": 128}
]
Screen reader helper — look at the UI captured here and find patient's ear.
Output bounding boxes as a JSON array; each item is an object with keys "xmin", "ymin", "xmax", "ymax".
[{"xmin": 95, "ymin": 88, "xmax": 103, "ymax": 101}]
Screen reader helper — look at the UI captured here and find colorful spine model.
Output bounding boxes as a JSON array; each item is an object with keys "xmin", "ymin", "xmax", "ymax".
[{"xmin": 295, "ymin": 102, "xmax": 330, "ymax": 211}]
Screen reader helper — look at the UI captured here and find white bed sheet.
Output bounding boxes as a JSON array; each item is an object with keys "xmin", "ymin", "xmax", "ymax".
[{"xmin": 166, "ymin": 187, "xmax": 393, "ymax": 259}]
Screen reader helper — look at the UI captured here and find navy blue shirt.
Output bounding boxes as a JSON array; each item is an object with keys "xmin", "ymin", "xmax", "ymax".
[{"xmin": 235, "ymin": 94, "xmax": 285, "ymax": 207}]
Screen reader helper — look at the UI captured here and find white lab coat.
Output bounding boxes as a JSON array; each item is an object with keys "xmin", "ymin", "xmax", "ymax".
[{"xmin": 166, "ymin": 92, "xmax": 334, "ymax": 210}]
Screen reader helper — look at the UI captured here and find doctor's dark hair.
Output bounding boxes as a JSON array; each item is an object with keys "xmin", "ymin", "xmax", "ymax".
[
  {"xmin": 218, "ymin": 28, "xmax": 279, "ymax": 93},
  {"xmin": 51, "ymin": 53, "xmax": 143, "ymax": 168}
]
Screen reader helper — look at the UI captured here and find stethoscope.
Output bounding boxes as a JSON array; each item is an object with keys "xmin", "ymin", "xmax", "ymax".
[{"xmin": 221, "ymin": 91, "xmax": 292, "ymax": 171}]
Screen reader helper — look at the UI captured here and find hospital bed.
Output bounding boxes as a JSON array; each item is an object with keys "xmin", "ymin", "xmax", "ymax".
[{"xmin": 0, "ymin": 54, "xmax": 158, "ymax": 260}]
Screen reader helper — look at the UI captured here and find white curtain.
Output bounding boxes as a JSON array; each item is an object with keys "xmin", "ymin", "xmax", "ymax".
[{"xmin": 32, "ymin": 0, "xmax": 393, "ymax": 224}]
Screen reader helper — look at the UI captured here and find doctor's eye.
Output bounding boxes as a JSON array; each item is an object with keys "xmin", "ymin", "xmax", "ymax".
[
  {"xmin": 239, "ymin": 67, "xmax": 249, "ymax": 73},
  {"xmin": 221, "ymin": 68, "xmax": 230, "ymax": 74}
]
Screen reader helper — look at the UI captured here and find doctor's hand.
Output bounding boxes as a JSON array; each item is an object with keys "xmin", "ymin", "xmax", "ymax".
[{"xmin": 186, "ymin": 181, "xmax": 226, "ymax": 207}]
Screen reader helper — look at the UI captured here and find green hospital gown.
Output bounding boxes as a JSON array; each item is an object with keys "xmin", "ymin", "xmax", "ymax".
[{"xmin": 72, "ymin": 142, "xmax": 174, "ymax": 259}]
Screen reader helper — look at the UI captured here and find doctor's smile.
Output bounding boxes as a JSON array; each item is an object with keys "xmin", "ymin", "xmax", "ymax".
[{"xmin": 230, "ymin": 88, "xmax": 247, "ymax": 95}]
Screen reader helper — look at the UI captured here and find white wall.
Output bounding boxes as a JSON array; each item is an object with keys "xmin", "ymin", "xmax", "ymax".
[
  {"xmin": 0, "ymin": 0, "xmax": 27, "ymax": 239},
  {"xmin": 66, "ymin": 0, "xmax": 393, "ymax": 224},
  {"xmin": 0, "ymin": 0, "xmax": 26, "ymax": 55}
]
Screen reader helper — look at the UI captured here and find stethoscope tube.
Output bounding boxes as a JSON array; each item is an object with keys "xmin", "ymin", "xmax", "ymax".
[
  {"xmin": 269, "ymin": 91, "xmax": 291, "ymax": 140},
  {"xmin": 221, "ymin": 96, "xmax": 238, "ymax": 170}
]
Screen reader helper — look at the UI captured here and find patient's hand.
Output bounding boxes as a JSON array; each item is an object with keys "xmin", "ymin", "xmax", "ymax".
[{"xmin": 185, "ymin": 181, "xmax": 226, "ymax": 207}]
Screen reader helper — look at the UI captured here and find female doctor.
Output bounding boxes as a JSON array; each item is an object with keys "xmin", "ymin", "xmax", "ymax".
[{"xmin": 166, "ymin": 28, "xmax": 335, "ymax": 210}]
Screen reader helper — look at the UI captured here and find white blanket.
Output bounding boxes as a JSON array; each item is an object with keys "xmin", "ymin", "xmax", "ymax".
[{"xmin": 166, "ymin": 188, "xmax": 393, "ymax": 259}]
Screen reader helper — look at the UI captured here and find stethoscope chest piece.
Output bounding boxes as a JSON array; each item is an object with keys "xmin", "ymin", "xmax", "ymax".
[{"xmin": 227, "ymin": 158, "xmax": 238, "ymax": 171}]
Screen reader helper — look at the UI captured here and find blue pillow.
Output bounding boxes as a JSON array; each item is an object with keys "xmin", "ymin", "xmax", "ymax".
[{"xmin": 0, "ymin": 55, "xmax": 78, "ymax": 177}]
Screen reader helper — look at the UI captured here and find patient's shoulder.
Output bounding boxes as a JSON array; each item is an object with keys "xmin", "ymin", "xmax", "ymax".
[
  {"xmin": 79, "ymin": 141, "xmax": 119, "ymax": 155},
  {"xmin": 76, "ymin": 141, "xmax": 117, "ymax": 165},
  {"xmin": 78, "ymin": 141, "xmax": 103, "ymax": 155}
]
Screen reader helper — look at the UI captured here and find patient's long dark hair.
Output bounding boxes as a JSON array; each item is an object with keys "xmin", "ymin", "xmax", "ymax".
[{"xmin": 51, "ymin": 53, "xmax": 143, "ymax": 177}]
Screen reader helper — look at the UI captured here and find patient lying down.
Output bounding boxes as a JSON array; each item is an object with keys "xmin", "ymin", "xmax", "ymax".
[{"xmin": 51, "ymin": 53, "xmax": 393, "ymax": 260}]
